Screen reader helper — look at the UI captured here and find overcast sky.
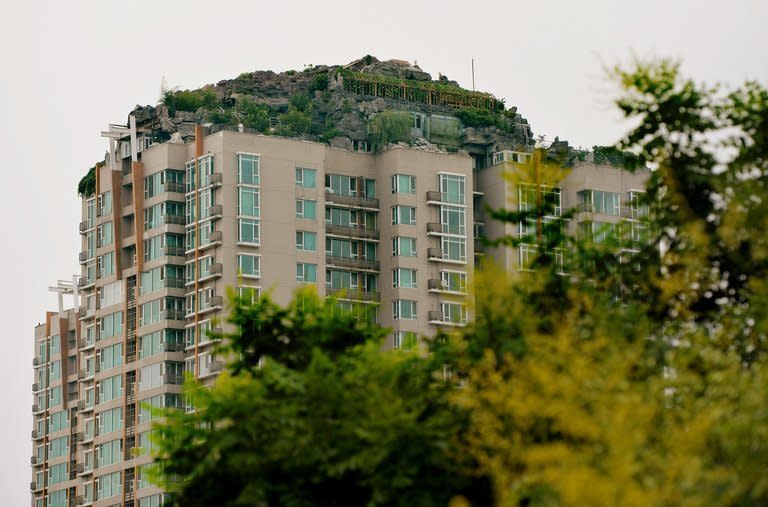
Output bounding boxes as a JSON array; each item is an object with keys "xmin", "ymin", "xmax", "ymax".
[{"xmin": 2, "ymin": 0, "xmax": 767, "ymax": 504}]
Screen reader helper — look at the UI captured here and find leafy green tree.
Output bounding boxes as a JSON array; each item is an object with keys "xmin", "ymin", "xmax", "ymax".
[
  {"xmin": 152, "ymin": 289, "xmax": 491, "ymax": 507},
  {"xmin": 368, "ymin": 110, "xmax": 412, "ymax": 150},
  {"xmin": 451, "ymin": 61, "xmax": 768, "ymax": 506}
]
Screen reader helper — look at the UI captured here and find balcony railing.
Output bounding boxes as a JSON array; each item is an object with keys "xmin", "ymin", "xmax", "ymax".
[
  {"xmin": 162, "ymin": 246, "xmax": 186, "ymax": 257},
  {"xmin": 326, "ymin": 287, "xmax": 380, "ymax": 301},
  {"xmin": 162, "ymin": 215, "xmax": 186, "ymax": 226},
  {"xmin": 426, "ymin": 191, "xmax": 465, "ymax": 206},
  {"xmin": 325, "ymin": 191, "xmax": 379, "ymax": 209},
  {"xmin": 325, "ymin": 255, "xmax": 380, "ymax": 271},
  {"xmin": 426, "ymin": 222, "xmax": 442, "ymax": 234},
  {"xmin": 325, "ymin": 224, "xmax": 380, "ymax": 240},
  {"xmin": 160, "ymin": 309, "xmax": 185, "ymax": 321},
  {"xmin": 427, "ymin": 248, "xmax": 443, "ymax": 260},
  {"xmin": 162, "ymin": 181, "xmax": 185, "ymax": 194},
  {"xmin": 574, "ymin": 202, "xmax": 646, "ymax": 220}
]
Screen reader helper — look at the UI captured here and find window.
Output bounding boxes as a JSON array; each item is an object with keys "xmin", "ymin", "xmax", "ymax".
[
  {"xmin": 140, "ymin": 299, "xmax": 162, "ymax": 327},
  {"xmin": 237, "ymin": 286, "xmax": 261, "ymax": 305},
  {"xmin": 325, "ymin": 174, "xmax": 357, "ymax": 196},
  {"xmin": 392, "ymin": 237, "xmax": 417, "ymax": 257},
  {"xmin": 49, "ymin": 386, "xmax": 62, "ymax": 407},
  {"xmin": 440, "ymin": 205, "xmax": 466, "ymax": 235},
  {"xmin": 48, "ymin": 436, "xmax": 68, "ymax": 458},
  {"xmin": 393, "ymin": 299, "xmax": 417, "ymax": 320},
  {"xmin": 391, "ymin": 205, "xmax": 416, "ymax": 225},
  {"xmin": 97, "ymin": 471, "xmax": 121, "ymax": 500},
  {"xmin": 441, "ymin": 236, "xmax": 467, "ymax": 262},
  {"xmin": 238, "ymin": 153, "xmax": 260, "ymax": 185},
  {"xmin": 97, "ymin": 252, "xmax": 115, "ymax": 278},
  {"xmin": 296, "ymin": 263, "xmax": 317, "ymax": 283},
  {"xmin": 99, "ymin": 280, "xmax": 123, "ymax": 307},
  {"xmin": 439, "ymin": 173, "xmax": 465, "ymax": 205},
  {"xmin": 578, "ymin": 189, "xmax": 619, "ymax": 216},
  {"xmin": 185, "ymin": 154, "xmax": 214, "ymax": 192},
  {"xmin": 392, "ymin": 174, "xmax": 416, "ymax": 194},
  {"xmin": 326, "ymin": 270, "xmax": 359, "ymax": 290},
  {"xmin": 140, "ymin": 329, "xmax": 183, "ymax": 359},
  {"xmin": 238, "ymin": 218, "xmax": 260, "ymax": 245},
  {"xmin": 296, "ymin": 199, "xmax": 317, "ymax": 219},
  {"xmin": 238, "ymin": 254, "xmax": 261, "ymax": 278},
  {"xmin": 48, "ymin": 489, "xmax": 66, "ymax": 507},
  {"xmin": 139, "ymin": 394, "xmax": 181, "ymax": 424},
  {"xmin": 48, "ymin": 463, "xmax": 67, "ymax": 486},
  {"xmin": 139, "ymin": 495, "xmax": 165, "ymax": 507},
  {"xmin": 98, "ymin": 311, "xmax": 123, "ymax": 340},
  {"xmin": 393, "ymin": 268, "xmax": 417, "ymax": 289},
  {"xmin": 48, "ymin": 410, "xmax": 68, "ymax": 432},
  {"xmin": 49, "ymin": 360, "xmax": 61, "ymax": 381},
  {"xmin": 326, "ymin": 237, "xmax": 354, "ymax": 258},
  {"xmin": 138, "ymin": 431, "xmax": 155, "ymax": 457},
  {"xmin": 98, "ymin": 343, "xmax": 123, "ymax": 372},
  {"xmin": 440, "ymin": 302, "xmax": 468, "ymax": 324},
  {"xmin": 97, "ymin": 407, "xmax": 123, "ymax": 435},
  {"xmin": 97, "ymin": 438, "xmax": 122, "ymax": 467},
  {"xmin": 296, "ymin": 231, "xmax": 317, "ymax": 251},
  {"xmin": 296, "ymin": 167, "xmax": 316, "ymax": 188},
  {"xmin": 97, "ymin": 222, "xmax": 113, "ymax": 246},
  {"xmin": 519, "ymin": 183, "xmax": 562, "ymax": 216},
  {"xmin": 394, "ymin": 331, "xmax": 418, "ymax": 351},
  {"xmin": 440, "ymin": 271, "xmax": 467, "ymax": 293},
  {"xmin": 628, "ymin": 190, "xmax": 648, "ymax": 219},
  {"xmin": 98, "ymin": 374, "xmax": 123, "ymax": 403},
  {"xmin": 140, "ymin": 362, "xmax": 183, "ymax": 392},
  {"xmin": 98, "ymin": 191, "xmax": 112, "ymax": 215},
  {"xmin": 238, "ymin": 186, "xmax": 260, "ymax": 218}
]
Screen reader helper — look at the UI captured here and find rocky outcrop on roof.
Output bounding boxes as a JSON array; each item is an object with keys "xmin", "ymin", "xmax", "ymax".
[{"xmin": 125, "ymin": 55, "xmax": 534, "ymax": 157}]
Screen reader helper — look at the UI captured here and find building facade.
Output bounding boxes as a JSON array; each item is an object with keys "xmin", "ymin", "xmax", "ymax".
[{"xmin": 31, "ymin": 122, "xmax": 648, "ymax": 507}]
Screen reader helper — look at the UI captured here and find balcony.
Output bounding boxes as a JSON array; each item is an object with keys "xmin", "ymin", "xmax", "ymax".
[
  {"xmin": 78, "ymin": 337, "xmax": 95, "ymax": 351},
  {"xmin": 426, "ymin": 190, "xmax": 465, "ymax": 206},
  {"xmin": 206, "ymin": 204, "xmax": 223, "ymax": 219},
  {"xmin": 325, "ymin": 191, "xmax": 379, "ymax": 210},
  {"xmin": 32, "ymin": 357, "xmax": 40, "ymax": 367},
  {"xmin": 198, "ymin": 296, "xmax": 223, "ymax": 315},
  {"xmin": 426, "ymin": 191, "xmax": 443, "ymax": 204},
  {"xmin": 427, "ymin": 248, "xmax": 443, "ymax": 261},
  {"xmin": 326, "ymin": 287, "xmax": 380, "ymax": 302},
  {"xmin": 428, "ymin": 278, "xmax": 466, "ymax": 293},
  {"xmin": 31, "ymin": 456, "xmax": 39, "ymax": 466},
  {"xmin": 474, "ymin": 239, "xmax": 486, "ymax": 254},
  {"xmin": 209, "ymin": 172, "xmax": 223, "ymax": 187},
  {"xmin": 428, "ymin": 309, "xmax": 468, "ymax": 327},
  {"xmin": 32, "ymin": 382, "xmax": 39, "ymax": 392},
  {"xmin": 163, "ymin": 374, "xmax": 184, "ymax": 385},
  {"xmin": 162, "ymin": 181, "xmax": 185, "ymax": 194},
  {"xmin": 162, "ymin": 214, "xmax": 186, "ymax": 226},
  {"xmin": 162, "ymin": 245, "xmax": 186, "ymax": 257},
  {"xmin": 426, "ymin": 222, "xmax": 442, "ymax": 235},
  {"xmin": 32, "ymin": 404, "xmax": 44, "ymax": 415},
  {"xmin": 79, "ymin": 220, "xmax": 88, "ymax": 233},
  {"xmin": 325, "ymin": 256, "xmax": 380, "ymax": 272},
  {"xmin": 325, "ymin": 224, "xmax": 380, "ymax": 240},
  {"xmin": 78, "ymin": 251, "xmax": 89, "ymax": 263},
  {"xmin": 160, "ymin": 309, "xmax": 185, "ymax": 321},
  {"xmin": 32, "ymin": 430, "xmax": 42, "ymax": 440},
  {"xmin": 31, "ymin": 481, "xmax": 42, "ymax": 493}
]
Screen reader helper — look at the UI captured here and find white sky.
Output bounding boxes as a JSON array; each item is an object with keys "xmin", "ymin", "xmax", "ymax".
[{"xmin": 1, "ymin": 0, "xmax": 767, "ymax": 504}]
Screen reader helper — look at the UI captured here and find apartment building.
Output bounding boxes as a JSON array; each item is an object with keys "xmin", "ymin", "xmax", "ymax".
[{"xmin": 31, "ymin": 121, "xmax": 648, "ymax": 507}]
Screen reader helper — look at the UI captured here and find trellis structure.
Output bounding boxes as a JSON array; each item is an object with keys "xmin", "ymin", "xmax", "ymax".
[{"xmin": 341, "ymin": 71, "xmax": 504, "ymax": 113}]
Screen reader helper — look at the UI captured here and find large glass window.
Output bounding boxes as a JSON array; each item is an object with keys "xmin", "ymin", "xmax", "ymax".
[
  {"xmin": 441, "ymin": 236, "xmax": 467, "ymax": 262},
  {"xmin": 440, "ymin": 302, "xmax": 468, "ymax": 324},
  {"xmin": 296, "ymin": 231, "xmax": 317, "ymax": 251},
  {"xmin": 393, "ymin": 268, "xmax": 417, "ymax": 289},
  {"xmin": 97, "ymin": 407, "xmax": 123, "ymax": 435},
  {"xmin": 578, "ymin": 189, "xmax": 619, "ymax": 216},
  {"xmin": 325, "ymin": 174, "xmax": 357, "ymax": 196},
  {"xmin": 238, "ymin": 218, "xmax": 260, "ymax": 245},
  {"xmin": 392, "ymin": 174, "xmax": 416, "ymax": 194},
  {"xmin": 185, "ymin": 154, "xmax": 215, "ymax": 192},
  {"xmin": 440, "ymin": 271, "xmax": 467, "ymax": 293},
  {"xmin": 393, "ymin": 299, "xmax": 417, "ymax": 320},
  {"xmin": 98, "ymin": 311, "xmax": 123, "ymax": 340},
  {"xmin": 97, "ymin": 222, "xmax": 113, "ymax": 246},
  {"xmin": 440, "ymin": 206, "xmax": 466, "ymax": 235},
  {"xmin": 238, "ymin": 254, "xmax": 261, "ymax": 278},
  {"xmin": 98, "ymin": 343, "xmax": 123, "ymax": 372},
  {"xmin": 97, "ymin": 439, "xmax": 123, "ymax": 467},
  {"xmin": 48, "ymin": 463, "xmax": 67, "ymax": 486},
  {"xmin": 97, "ymin": 471, "xmax": 122, "ymax": 500},
  {"xmin": 392, "ymin": 237, "xmax": 417, "ymax": 256},
  {"xmin": 238, "ymin": 154, "xmax": 260, "ymax": 186},
  {"xmin": 296, "ymin": 199, "xmax": 317, "ymax": 219},
  {"xmin": 238, "ymin": 187, "xmax": 260, "ymax": 218},
  {"xmin": 326, "ymin": 237, "xmax": 354, "ymax": 258},
  {"xmin": 296, "ymin": 167, "xmax": 316, "ymax": 188},
  {"xmin": 98, "ymin": 374, "xmax": 123, "ymax": 403},
  {"xmin": 296, "ymin": 263, "xmax": 317, "ymax": 283},
  {"xmin": 394, "ymin": 331, "xmax": 418, "ymax": 351},
  {"xmin": 97, "ymin": 252, "xmax": 115, "ymax": 278},
  {"xmin": 439, "ymin": 173, "xmax": 465, "ymax": 205},
  {"xmin": 391, "ymin": 206, "xmax": 416, "ymax": 225}
]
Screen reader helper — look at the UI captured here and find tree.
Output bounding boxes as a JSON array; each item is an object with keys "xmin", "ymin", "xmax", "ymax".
[
  {"xmin": 152, "ymin": 288, "xmax": 491, "ymax": 507},
  {"xmin": 451, "ymin": 61, "xmax": 768, "ymax": 506}
]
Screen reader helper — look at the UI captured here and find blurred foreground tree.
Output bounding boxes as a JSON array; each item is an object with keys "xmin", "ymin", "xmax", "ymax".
[
  {"xmin": 452, "ymin": 61, "xmax": 768, "ymax": 506},
  {"xmin": 152, "ymin": 289, "xmax": 490, "ymax": 507}
]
